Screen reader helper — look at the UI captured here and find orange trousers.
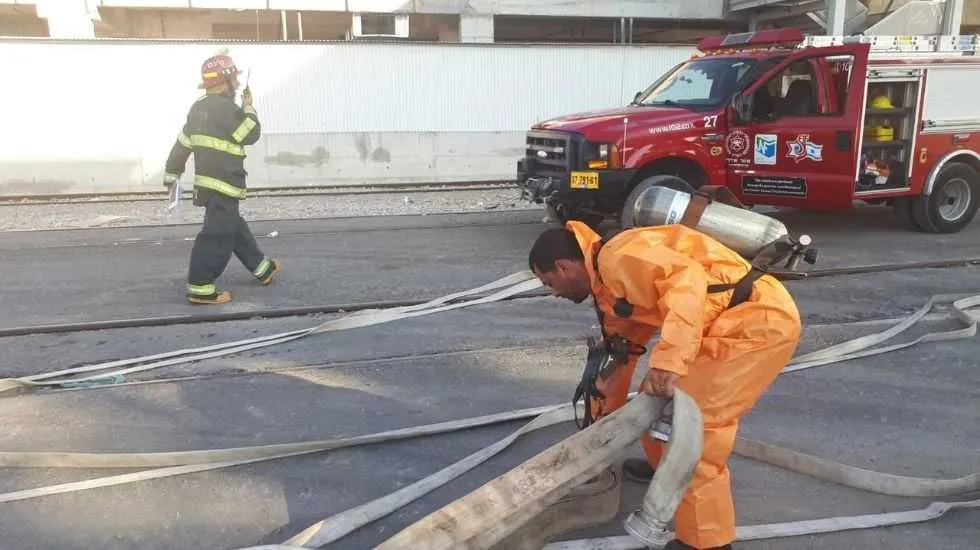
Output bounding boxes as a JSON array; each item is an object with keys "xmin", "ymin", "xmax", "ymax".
[{"xmin": 592, "ymin": 276, "xmax": 801, "ymax": 549}]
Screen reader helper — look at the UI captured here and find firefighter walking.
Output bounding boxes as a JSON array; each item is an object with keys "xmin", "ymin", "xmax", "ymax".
[
  {"xmin": 163, "ymin": 51, "xmax": 280, "ymax": 305},
  {"xmin": 528, "ymin": 221, "xmax": 802, "ymax": 550}
]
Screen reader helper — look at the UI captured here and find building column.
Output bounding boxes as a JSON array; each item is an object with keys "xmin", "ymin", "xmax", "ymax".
[
  {"xmin": 459, "ymin": 14, "xmax": 493, "ymax": 43},
  {"xmin": 941, "ymin": 0, "xmax": 964, "ymax": 34},
  {"xmin": 35, "ymin": 0, "xmax": 97, "ymax": 38},
  {"xmin": 825, "ymin": 0, "xmax": 847, "ymax": 35}
]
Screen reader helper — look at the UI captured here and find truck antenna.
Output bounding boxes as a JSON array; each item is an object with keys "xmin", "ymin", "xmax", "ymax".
[{"xmin": 622, "ymin": 117, "xmax": 629, "ymax": 168}]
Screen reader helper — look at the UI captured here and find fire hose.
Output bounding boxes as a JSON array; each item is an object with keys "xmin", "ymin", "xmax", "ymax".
[{"xmin": 0, "ymin": 271, "xmax": 977, "ymax": 549}]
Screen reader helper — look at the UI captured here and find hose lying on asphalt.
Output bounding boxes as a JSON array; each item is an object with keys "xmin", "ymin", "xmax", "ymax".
[
  {"xmin": 0, "ymin": 271, "xmax": 542, "ymax": 395},
  {"xmin": 2, "ymin": 273, "xmax": 980, "ymax": 549},
  {"xmin": 373, "ymin": 392, "xmax": 697, "ymax": 550},
  {"xmin": 540, "ymin": 497, "xmax": 980, "ymax": 549}
]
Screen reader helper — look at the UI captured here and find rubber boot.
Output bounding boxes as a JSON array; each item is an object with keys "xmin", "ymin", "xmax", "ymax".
[
  {"xmin": 257, "ymin": 259, "xmax": 281, "ymax": 285},
  {"xmin": 665, "ymin": 540, "xmax": 733, "ymax": 550},
  {"xmin": 188, "ymin": 290, "xmax": 232, "ymax": 305},
  {"xmin": 622, "ymin": 457, "xmax": 656, "ymax": 483}
]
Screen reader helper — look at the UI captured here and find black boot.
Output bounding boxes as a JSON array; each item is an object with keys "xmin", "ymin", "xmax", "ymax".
[
  {"xmin": 622, "ymin": 458, "xmax": 655, "ymax": 482},
  {"xmin": 665, "ymin": 539, "xmax": 733, "ymax": 550}
]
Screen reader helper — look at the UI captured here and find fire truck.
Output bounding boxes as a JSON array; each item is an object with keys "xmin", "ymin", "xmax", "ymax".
[{"xmin": 516, "ymin": 29, "xmax": 980, "ymax": 233}]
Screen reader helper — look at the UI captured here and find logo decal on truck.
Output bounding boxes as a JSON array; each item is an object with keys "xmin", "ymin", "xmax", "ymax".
[
  {"xmin": 754, "ymin": 134, "xmax": 777, "ymax": 165},
  {"xmin": 787, "ymin": 134, "xmax": 823, "ymax": 163},
  {"xmin": 726, "ymin": 130, "xmax": 750, "ymax": 157}
]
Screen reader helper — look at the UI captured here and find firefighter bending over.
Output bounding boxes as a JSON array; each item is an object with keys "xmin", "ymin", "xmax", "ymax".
[
  {"xmin": 163, "ymin": 51, "xmax": 280, "ymax": 305},
  {"xmin": 528, "ymin": 220, "xmax": 802, "ymax": 550}
]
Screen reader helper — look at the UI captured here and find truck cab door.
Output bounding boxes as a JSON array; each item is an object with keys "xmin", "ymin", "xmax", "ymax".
[{"xmin": 725, "ymin": 43, "xmax": 869, "ymax": 209}]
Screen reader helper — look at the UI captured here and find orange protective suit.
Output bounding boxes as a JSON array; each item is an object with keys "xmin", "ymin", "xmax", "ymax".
[{"xmin": 566, "ymin": 220, "xmax": 802, "ymax": 549}]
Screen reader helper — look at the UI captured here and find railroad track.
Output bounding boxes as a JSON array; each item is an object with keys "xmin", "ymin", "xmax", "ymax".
[
  {"xmin": 0, "ymin": 181, "xmax": 514, "ymax": 206},
  {"xmin": 3, "ymin": 256, "xmax": 980, "ymax": 339}
]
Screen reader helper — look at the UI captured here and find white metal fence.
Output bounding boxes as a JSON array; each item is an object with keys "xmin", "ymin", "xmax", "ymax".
[{"xmin": 0, "ymin": 39, "xmax": 696, "ymax": 196}]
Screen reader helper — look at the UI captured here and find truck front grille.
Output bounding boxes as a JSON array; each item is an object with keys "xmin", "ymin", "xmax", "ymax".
[{"xmin": 526, "ymin": 132, "xmax": 572, "ymax": 178}]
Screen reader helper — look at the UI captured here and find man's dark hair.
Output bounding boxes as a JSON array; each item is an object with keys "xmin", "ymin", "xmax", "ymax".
[{"xmin": 528, "ymin": 227, "xmax": 584, "ymax": 273}]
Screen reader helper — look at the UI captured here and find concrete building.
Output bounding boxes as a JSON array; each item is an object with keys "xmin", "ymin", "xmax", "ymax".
[{"xmin": 1, "ymin": 0, "xmax": 743, "ymax": 42}]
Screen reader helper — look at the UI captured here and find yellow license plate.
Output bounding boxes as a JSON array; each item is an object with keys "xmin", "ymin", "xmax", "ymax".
[{"xmin": 569, "ymin": 171, "xmax": 599, "ymax": 190}]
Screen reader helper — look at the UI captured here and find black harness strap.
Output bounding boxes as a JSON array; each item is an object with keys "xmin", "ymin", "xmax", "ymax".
[
  {"xmin": 572, "ymin": 230, "xmax": 649, "ymax": 428},
  {"xmin": 706, "ymin": 265, "xmax": 769, "ymax": 309}
]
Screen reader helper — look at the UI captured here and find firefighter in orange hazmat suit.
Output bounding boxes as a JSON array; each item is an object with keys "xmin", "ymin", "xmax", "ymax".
[{"xmin": 528, "ymin": 220, "xmax": 802, "ymax": 550}]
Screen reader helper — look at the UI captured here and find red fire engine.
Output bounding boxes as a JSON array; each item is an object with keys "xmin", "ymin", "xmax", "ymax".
[{"xmin": 516, "ymin": 28, "xmax": 980, "ymax": 233}]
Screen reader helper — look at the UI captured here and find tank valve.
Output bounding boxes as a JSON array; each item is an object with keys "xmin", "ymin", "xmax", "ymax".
[{"xmin": 782, "ymin": 233, "xmax": 817, "ymax": 271}]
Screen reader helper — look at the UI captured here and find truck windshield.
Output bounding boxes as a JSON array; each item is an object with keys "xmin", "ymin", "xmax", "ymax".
[{"xmin": 635, "ymin": 57, "xmax": 759, "ymax": 109}]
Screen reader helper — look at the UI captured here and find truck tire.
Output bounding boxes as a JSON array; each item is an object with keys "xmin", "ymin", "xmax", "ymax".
[
  {"xmin": 911, "ymin": 162, "xmax": 980, "ymax": 233},
  {"xmin": 891, "ymin": 197, "xmax": 924, "ymax": 231},
  {"xmin": 620, "ymin": 174, "xmax": 696, "ymax": 229},
  {"xmin": 546, "ymin": 202, "xmax": 604, "ymax": 231}
]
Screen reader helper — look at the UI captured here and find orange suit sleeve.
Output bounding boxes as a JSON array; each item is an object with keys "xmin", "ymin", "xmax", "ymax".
[{"xmin": 601, "ymin": 245, "xmax": 708, "ymax": 377}]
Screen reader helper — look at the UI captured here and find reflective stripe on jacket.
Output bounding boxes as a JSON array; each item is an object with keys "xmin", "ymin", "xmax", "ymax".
[{"xmin": 164, "ymin": 93, "xmax": 261, "ymax": 200}]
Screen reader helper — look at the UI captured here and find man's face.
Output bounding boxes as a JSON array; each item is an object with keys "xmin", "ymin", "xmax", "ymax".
[{"xmin": 533, "ymin": 259, "xmax": 591, "ymax": 304}]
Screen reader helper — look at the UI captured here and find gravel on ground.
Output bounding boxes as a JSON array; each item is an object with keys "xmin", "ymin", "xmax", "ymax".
[{"xmin": 0, "ymin": 188, "xmax": 541, "ymax": 232}]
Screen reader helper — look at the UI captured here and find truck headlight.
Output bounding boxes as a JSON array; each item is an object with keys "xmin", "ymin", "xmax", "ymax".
[{"xmin": 587, "ymin": 143, "xmax": 621, "ymax": 170}]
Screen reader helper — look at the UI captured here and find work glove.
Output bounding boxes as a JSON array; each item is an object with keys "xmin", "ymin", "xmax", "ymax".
[{"xmin": 163, "ymin": 173, "xmax": 179, "ymax": 189}]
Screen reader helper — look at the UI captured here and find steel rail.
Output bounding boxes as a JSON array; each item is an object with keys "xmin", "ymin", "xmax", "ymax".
[
  {"xmin": 3, "ymin": 256, "xmax": 979, "ymax": 339},
  {"xmin": 0, "ymin": 292, "xmax": 548, "ymax": 338},
  {"xmin": 0, "ymin": 181, "xmax": 515, "ymax": 206}
]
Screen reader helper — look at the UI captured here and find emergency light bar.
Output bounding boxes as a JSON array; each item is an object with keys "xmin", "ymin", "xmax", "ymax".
[{"xmin": 697, "ymin": 28, "xmax": 804, "ymax": 53}]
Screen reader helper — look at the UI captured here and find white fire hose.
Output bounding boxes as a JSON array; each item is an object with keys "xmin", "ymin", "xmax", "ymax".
[
  {"xmin": 0, "ymin": 272, "xmax": 978, "ymax": 549},
  {"xmin": 373, "ymin": 391, "xmax": 700, "ymax": 550}
]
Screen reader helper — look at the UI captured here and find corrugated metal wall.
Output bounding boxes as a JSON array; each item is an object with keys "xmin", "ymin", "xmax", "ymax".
[{"xmin": 0, "ymin": 40, "xmax": 696, "ymax": 195}]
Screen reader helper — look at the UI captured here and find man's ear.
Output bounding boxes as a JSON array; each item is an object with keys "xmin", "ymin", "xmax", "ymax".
[{"xmin": 553, "ymin": 258, "xmax": 583, "ymax": 275}]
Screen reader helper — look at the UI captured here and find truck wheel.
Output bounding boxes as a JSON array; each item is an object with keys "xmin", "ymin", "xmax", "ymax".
[
  {"xmin": 911, "ymin": 162, "xmax": 980, "ymax": 233},
  {"xmin": 891, "ymin": 197, "xmax": 923, "ymax": 231},
  {"xmin": 546, "ymin": 203, "xmax": 604, "ymax": 231},
  {"xmin": 620, "ymin": 174, "xmax": 695, "ymax": 228}
]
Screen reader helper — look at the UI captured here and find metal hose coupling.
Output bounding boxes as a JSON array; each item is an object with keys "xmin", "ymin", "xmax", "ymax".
[{"xmin": 623, "ymin": 389, "xmax": 704, "ymax": 548}]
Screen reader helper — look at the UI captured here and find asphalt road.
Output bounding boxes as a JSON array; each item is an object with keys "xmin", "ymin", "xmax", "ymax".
[
  {"xmin": 0, "ymin": 207, "xmax": 979, "ymax": 550},
  {"xmin": 3, "ymin": 204, "xmax": 980, "ymax": 330}
]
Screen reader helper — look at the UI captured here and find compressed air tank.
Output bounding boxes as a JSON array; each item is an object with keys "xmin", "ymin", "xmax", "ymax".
[{"xmin": 631, "ymin": 185, "xmax": 789, "ymax": 260}]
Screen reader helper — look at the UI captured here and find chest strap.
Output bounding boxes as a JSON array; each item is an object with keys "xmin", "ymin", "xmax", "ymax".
[{"xmin": 707, "ymin": 265, "xmax": 768, "ymax": 310}]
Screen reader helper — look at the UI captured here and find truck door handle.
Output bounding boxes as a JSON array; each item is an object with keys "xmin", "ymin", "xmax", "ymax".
[{"xmin": 836, "ymin": 130, "xmax": 853, "ymax": 151}]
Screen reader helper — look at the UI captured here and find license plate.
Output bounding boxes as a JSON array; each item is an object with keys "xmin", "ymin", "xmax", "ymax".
[{"xmin": 569, "ymin": 171, "xmax": 599, "ymax": 190}]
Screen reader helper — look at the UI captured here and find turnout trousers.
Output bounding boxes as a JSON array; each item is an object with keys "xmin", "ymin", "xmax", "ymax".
[
  {"xmin": 590, "ymin": 275, "xmax": 801, "ymax": 549},
  {"xmin": 186, "ymin": 191, "xmax": 272, "ymax": 296}
]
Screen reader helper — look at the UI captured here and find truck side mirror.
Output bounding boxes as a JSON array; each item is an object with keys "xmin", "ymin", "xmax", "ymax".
[{"xmin": 632, "ymin": 91, "xmax": 643, "ymax": 105}]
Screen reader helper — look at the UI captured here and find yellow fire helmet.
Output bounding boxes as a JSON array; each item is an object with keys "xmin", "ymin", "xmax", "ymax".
[
  {"xmin": 873, "ymin": 124, "xmax": 895, "ymax": 142},
  {"xmin": 870, "ymin": 94, "xmax": 894, "ymax": 109}
]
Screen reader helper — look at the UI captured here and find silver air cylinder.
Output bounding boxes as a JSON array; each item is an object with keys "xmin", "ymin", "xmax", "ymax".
[{"xmin": 631, "ymin": 185, "xmax": 789, "ymax": 260}]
